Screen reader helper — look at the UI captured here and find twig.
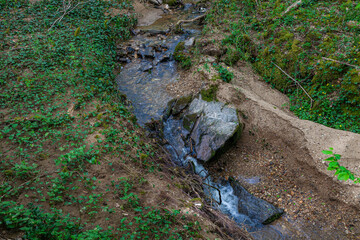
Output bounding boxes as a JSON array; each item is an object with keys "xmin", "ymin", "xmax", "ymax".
[
  {"xmin": 272, "ymin": 62, "xmax": 314, "ymax": 107},
  {"xmin": 48, "ymin": 0, "xmax": 91, "ymax": 31},
  {"xmin": 175, "ymin": 14, "xmax": 206, "ymax": 27},
  {"xmin": 203, "ymin": 182, "xmax": 222, "ymax": 205},
  {"xmin": 282, "ymin": 0, "xmax": 302, "ymax": 16},
  {"xmin": 322, "ymin": 57, "xmax": 360, "ymax": 69}
]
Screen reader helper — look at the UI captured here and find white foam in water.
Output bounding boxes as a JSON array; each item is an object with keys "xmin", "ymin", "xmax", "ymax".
[{"xmin": 185, "ymin": 156, "xmax": 256, "ymax": 228}]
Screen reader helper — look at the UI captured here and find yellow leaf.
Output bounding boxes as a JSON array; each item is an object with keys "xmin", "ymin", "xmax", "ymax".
[{"xmin": 74, "ymin": 27, "xmax": 81, "ymax": 37}]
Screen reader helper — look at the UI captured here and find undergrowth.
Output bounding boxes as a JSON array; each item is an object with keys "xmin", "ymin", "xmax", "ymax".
[
  {"xmin": 0, "ymin": 0, "xmax": 210, "ymax": 238},
  {"xmin": 204, "ymin": 0, "xmax": 360, "ymax": 133}
]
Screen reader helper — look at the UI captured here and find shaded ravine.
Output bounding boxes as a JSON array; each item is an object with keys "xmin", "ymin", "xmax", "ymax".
[{"xmin": 115, "ymin": 4, "xmax": 310, "ymax": 239}]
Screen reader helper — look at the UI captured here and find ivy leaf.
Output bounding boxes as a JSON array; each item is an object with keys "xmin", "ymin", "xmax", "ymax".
[
  {"xmin": 322, "ymin": 150, "xmax": 333, "ymax": 155},
  {"xmin": 356, "ymin": 3, "xmax": 360, "ymax": 9},
  {"xmin": 324, "ymin": 156, "xmax": 334, "ymax": 161},
  {"xmin": 338, "ymin": 172, "xmax": 349, "ymax": 181},
  {"xmin": 329, "ymin": 161, "xmax": 339, "ymax": 169}
]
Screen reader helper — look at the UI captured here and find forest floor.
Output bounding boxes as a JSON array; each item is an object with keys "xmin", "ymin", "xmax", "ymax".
[{"xmin": 0, "ymin": 0, "xmax": 248, "ymax": 239}]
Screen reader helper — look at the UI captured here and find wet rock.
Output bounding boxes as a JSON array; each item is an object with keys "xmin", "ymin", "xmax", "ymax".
[
  {"xmin": 126, "ymin": 46, "xmax": 135, "ymax": 54},
  {"xmin": 167, "ymin": 97, "xmax": 242, "ymax": 162},
  {"xmin": 188, "ymin": 98, "xmax": 241, "ymax": 162},
  {"xmin": 230, "ymin": 179, "xmax": 284, "ymax": 224},
  {"xmin": 184, "ymin": 37, "xmax": 195, "ymax": 47},
  {"xmin": 116, "ymin": 47, "xmax": 128, "ymax": 57},
  {"xmin": 139, "ymin": 61, "xmax": 153, "ymax": 72},
  {"xmin": 140, "ymin": 47, "xmax": 155, "ymax": 58},
  {"xmin": 167, "ymin": 95, "xmax": 193, "ymax": 116},
  {"xmin": 153, "ymin": 51, "xmax": 171, "ymax": 65},
  {"xmin": 149, "ymin": 0, "xmax": 163, "ymax": 5},
  {"xmin": 140, "ymin": 29, "xmax": 168, "ymax": 36},
  {"xmin": 117, "ymin": 57, "xmax": 131, "ymax": 63}
]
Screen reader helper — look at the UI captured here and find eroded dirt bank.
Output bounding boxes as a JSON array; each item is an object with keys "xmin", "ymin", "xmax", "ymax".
[{"xmin": 169, "ymin": 58, "xmax": 360, "ymax": 238}]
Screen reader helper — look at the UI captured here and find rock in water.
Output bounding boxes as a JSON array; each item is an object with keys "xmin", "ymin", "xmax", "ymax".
[
  {"xmin": 230, "ymin": 179, "xmax": 284, "ymax": 224},
  {"xmin": 149, "ymin": 0, "xmax": 163, "ymax": 5},
  {"xmin": 167, "ymin": 96, "xmax": 242, "ymax": 162},
  {"xmin": 184, "ymin": 37, "xmax": 195, "ymax": 47}
]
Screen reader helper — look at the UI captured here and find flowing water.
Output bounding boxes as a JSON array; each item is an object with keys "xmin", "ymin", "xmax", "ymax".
[{"xmin": 115, "ymin": 4, "xmax": 319, "ymax": 239}]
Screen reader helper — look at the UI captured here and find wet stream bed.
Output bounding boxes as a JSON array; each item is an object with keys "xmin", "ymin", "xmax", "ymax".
[{"xmin": 114, "ymin": 3, "xmax": 348, "ymax": 239}]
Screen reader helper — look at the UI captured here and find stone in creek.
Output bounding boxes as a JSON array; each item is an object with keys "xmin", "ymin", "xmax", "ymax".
[
  {"xmin": 139, "ymin": 61, "xmax": 153, "ymax": 72},
  {"xmin": 126, "ymin": 46, "xmax": 135, "ymax": 54},
  {"xmin": 230, "ymin": 179, "xmax": 284, "ymax": 224},
  {"xmin": 149, "ymin": 0, "xmax": 162, "ymax": 5},
  {"xmin": 140, "ymin": 47, "xmax": 155, "ymax": 59},
  {"xmin": 117, "ymin": 57, "xmax": 131, "ymax": 63},
  {"xmin": 153, "ymin": 52, "xmax": 171, "ymax": 65},
  {"xmin": 167, "ymin": 96, "xmax": 242, "ymax": 162},
  {"xmin": 184, "ymin": 37, "xmax": 195, "ymax": 47},
  {"xmin": 187, "ymin": 98, "xmax": 241, "ymax": 162}
]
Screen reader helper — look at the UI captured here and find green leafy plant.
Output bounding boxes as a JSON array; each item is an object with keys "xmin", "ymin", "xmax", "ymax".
[
  {"xmin": 322, "ymin": 148, "xmax": 360, "ymax": 183},
  {"xmin": 213, "ymin": 64, "xmax": 234, "ymax": 83},
  {"xmin": 174, "ymin": 42, "xmax": 192, "ymax": 69}
]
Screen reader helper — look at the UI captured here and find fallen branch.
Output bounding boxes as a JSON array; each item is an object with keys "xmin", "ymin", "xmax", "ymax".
[
  {"xmin": 175, "ymin": 14, "xmax": 206, "ymax": 27},
  {"xmin": 322, "ymin": 57, "xmax": 360, "ymax": 69},
  {"xmin": 203, "ymin": 182, "xmax": 222, "ymax": 205},
  {"xmin": 272, "ymin": 62, "xmax": 314, "ymax": 107},
  {"xmin": 48, "ymin": 0, "xmax": 91, "ymax": 31},
  {"xmin": 282, "ymin": 0, "xmax": 302, "ymax": 16}
]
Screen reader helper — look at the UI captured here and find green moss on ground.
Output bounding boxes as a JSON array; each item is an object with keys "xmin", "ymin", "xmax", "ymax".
[
  {"xmin": 174, "ymin": 41, "xmax": 192, "ymax": 69},
  {"xmin": 204, "ymin": 0, "xmax": 360, "ymax": 133},
  {"xmin": 201, "ymin": 84, "xmax": 219, "ymax": 102},
  {"xmin": 0, "ymin": 1, "xmax": 215, "ymax": 239}
]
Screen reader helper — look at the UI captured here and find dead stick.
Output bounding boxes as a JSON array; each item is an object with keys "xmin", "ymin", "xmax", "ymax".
[
  {"xmin": 272, "ymin": 62, "xmax": 314, "ymax": 107},
  {"xmin": 282, "ymin": 0, "xmax": 302, "ymax": 16},
  {"xmin": 175, "ymin": 14, "xmax": 206, "ymax": 27},
  {"xmin": 322, "ymin": 57, "xmax": 360, "ymax": 69}
]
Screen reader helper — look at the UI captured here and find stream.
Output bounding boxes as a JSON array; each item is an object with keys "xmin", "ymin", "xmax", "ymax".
[{"xmin": 115, "ymin": 4, "xmax": 312, "ymax": 239}]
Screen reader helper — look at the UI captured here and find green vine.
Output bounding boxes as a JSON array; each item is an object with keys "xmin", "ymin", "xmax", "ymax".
[{"xmin": 322, "ymin": 148, "xmax": 360, "ymax": 183}]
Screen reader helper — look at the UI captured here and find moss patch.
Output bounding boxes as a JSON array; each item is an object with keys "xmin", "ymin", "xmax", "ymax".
[
  {"xmin": 200, "ymin": 84, "xmax": 219, "ymax": 102},
  {"xmin": 174, "ymin": 42, "xmax": 192, "ymax": 69}
]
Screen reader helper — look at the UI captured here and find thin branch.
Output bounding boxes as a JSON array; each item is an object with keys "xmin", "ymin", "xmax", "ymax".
[
  {"xmin": 175, "ymin": 14, "xmax": 206, "ymax": 27},
  {"xmin": 203, "ymin": 182, "xmax": 222, "ymax": 205},
  {"xmin": 282, "ymin": 0, "xmax": 302, "ymax": 16},
  {"xmin": 272, "ymin": 62, "xmax": 314, "ymax": 107},
  {"xmin": 48, "ymin": 0, "xmax": 91, "ymax": 31},
  {"xmin": 322, "ymin": 57, "xmax": 360, "ymax": 69}
]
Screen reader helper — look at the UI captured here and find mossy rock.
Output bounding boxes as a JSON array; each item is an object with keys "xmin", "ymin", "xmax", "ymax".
[
  {"xmin": 183, "ymin": 113, "xmax": 198, "ymax": 131},
  {"xmin": 172, "ymin": 95, "xmax": 193, "ymax": 115}
]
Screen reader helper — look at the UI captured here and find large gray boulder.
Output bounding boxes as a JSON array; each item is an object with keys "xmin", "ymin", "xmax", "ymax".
[{"xmin": 167, "ymin": 96, "xmax": 242, "ymax": 162}]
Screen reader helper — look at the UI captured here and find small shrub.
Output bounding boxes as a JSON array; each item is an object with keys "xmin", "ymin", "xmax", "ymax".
[
  {"xmin": 322, "ymin": 148, "xmax": 359, "ymax": 183},
  {"xmin": 174, "ymin": 42, "xmax": 192, "ymax": 69},
  {"xmin": 213, "ymin": 63, "xmax": 234, "ymax": 83}
]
